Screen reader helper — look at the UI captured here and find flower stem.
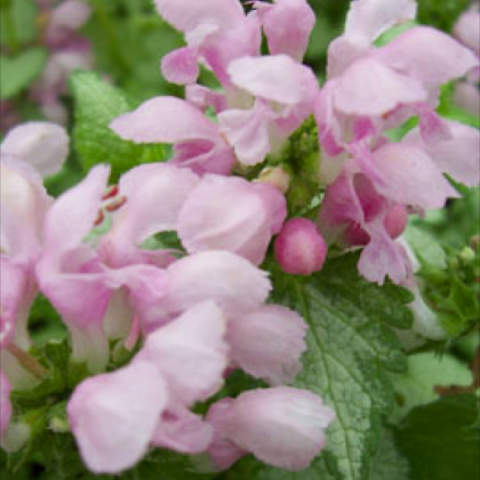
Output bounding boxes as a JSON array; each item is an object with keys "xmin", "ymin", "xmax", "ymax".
[{"xmin": 7, "ymin": 344, "xmax": 47, "ymax": 380}]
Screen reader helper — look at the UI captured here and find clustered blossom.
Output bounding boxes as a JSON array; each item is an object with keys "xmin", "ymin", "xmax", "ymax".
[
  {"xmin": 0, "ymin": 122, "xmax": 334, "ymax": 471},
  {"xmin": 1, "ymin": 0, "xmax": 480, "ymax": 475}
]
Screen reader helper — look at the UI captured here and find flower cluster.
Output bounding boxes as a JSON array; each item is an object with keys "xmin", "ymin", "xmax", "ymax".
[
  {"xmin": 1, "ymin": 0, "xmax": 479, "ymax": 475},
  {"xmin": 0, "ymin": 119, "xmax": 334, "ymax": 473}
]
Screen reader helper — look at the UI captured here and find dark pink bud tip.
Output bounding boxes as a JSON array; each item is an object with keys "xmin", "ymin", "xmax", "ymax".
[{"xmin": 274, "ymin": 218, "xmax": 328, "ymax": 276}]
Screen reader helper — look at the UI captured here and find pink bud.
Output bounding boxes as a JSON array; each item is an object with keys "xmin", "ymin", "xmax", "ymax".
[{"xmin": 274, "ymin": 218, "xmax": 327, "ymax": 276}]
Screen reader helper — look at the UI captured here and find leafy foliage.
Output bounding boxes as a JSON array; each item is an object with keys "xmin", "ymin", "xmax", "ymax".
[
  {"xmin": 416, "ymin": 0, "xmax": 472, "ymax": 32},
  {"xmin": 70, "ymin": 71, "xmax": 167, "ymax": 181},
  {"xmin": 84, "ymin": 0, "xmax": 184, "ymax": 103},
  {"xmin": 261, "ymin": 254, "xmax": 414, "ymax": 480},
  {"xmin": 406, "ymin": 224, "xmax": 480, "ymax": 338},
  {"xmin": 0, "ymin": 48, "xmax": 47, "ymax": 99},
  {"xmin": 0, "ymin": 0, "xmax": 38, "ymax": 49},
  {"xmin": 396, "ymin": 394, "xmax": 480, "ymax": 480}
]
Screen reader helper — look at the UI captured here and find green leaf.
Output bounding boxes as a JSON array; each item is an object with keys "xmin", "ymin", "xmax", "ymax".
[
  {"xmin": 0, "ymin": 0, "xmax": 38, "ymax": 48},
  {"xmin": 417, "ymin": 0, "xmax": 471, "ymax": 32},
  {"xmin": 70, "ymin": 71, "xmax": 167, "ymax": 182},
  {"xmin": 0, "ymin": 48, "xmax": 47, "ymax": 99},
  {"xmin": 369, "ymin": 429, "xmax": 409, "ymax": 480},
  {"xmin": 390, "ymin": 352, "xmax": 473, "ymax": 423},
  {"xmin": 263, "ymin": 254, "xmax": 413, "ymax": 480},
  {"xmin": 395, "ymin": 394, "xmax": 480, "ymax": 480}
]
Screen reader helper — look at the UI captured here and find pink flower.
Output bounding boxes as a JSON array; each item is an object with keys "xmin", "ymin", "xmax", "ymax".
[
  {"xmin": 318, "ymin": 169, "xmax": 410, "ymax": 284},
  {"xmin": 1, "ymin": 122, "xmax": 69, "ymax": 177},
  {"xmin": 110, "ymin": 96, "xmax": 235, "ymax": 175},
  {"xmin": 254, "ymin": 0, "xmax": 315, "ymax": 62},
  {"xmin": 68, "ymin": 301, "xmax": 228, "ymax": 473},
  {"xmin": 453, "ymin": 9, "xmax": 480, "ymax": 58},
  {"xmin": 218, "ymin": 55, "xmax": 318, "ymax": 165},
  {"xmin": 154, "ymin": 0, "xmax": 261, "ymax": 89},
  {"xmin": 177, "ymin": 175, "xmax": 286, "ymax": 265},
  {"xmin": 0, "ymin": 155, "xmax": 56, "ymax": 349},
  {"xmin": 35, "ymin": 165, "xmax": 177, "ymax": 372},
  {"xmin": 99, "ymin": 163, "xmax": 199, "ymax": 268},
  {"xmin": 227, "ymin": 305, "xmax": 307, "ymax": 385},
  {"xmin": 141, "ymin": 250, "xmax": 272, "ymax": 330},
  {"xmin": 274, "ymin": 218, "xmax": 328, "ymax": 276},
  {"xmin": 207, "ymin": 387, "xmax": 335, "ymax": 470},
  {"xmin": 316, "ymin": 0, "xmax": 478, "ymax": 159}
]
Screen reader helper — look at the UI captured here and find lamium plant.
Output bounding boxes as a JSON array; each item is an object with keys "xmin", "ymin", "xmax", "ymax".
[{"xmin": 0, "ymin": 1, "xmax": 479, "ymax": 480}]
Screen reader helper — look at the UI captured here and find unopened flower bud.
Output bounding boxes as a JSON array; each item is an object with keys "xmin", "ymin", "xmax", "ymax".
[
  {"xmin": 460, "ymin": 246, "xmax": 475, "ymax": 263},
  {"xmin": 274, "ymin": 218, "xmax": 327, "ymax": 276},
  {"xmin": 256, "ymin": 166, "xmax": 290, "ymax": 194}
]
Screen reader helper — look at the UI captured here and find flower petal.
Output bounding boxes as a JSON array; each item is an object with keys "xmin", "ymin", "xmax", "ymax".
[
  {"xmin": 377, "ymin": 26, "xmax": 479, "ymax": 89},
  {"xmin": 227, "ymin": 305, "xmax": 307, "ymax": 385},
  {"xmin": 142, "ymin": 251, "xmax": 271, "ymax": 326},
  {"xmin": 372, "ymin": 143, "xmax": 459, "ymax": 210},
  {"xmin": 218, "ymin": 99, "xmax": 273, "ymax": 166},
  {"xmin": 110, "ymin": 96, "xmax": 221, "ymax": 145},
  {"xmin": 333, "ymin": 57, "xmax": 426, "ymax": 116},
  {"xmin": 68, "ymin": 360, "xmax": 168, "ymax": 474},
  {"xmin": 207, "ymin": 387, "xmax": 335, "ymax": 470},
  {"xmin": 404, "ymin": 121, "xmax": 480, "ymax": 187},
  {"xmin": 255, "ymin": 0, "xmax": 315, "ymax": 61},
  {"xmin": 345, "ymin": 0, "xmax": 417, "ymax": 42},
  {"xmin": 154, "ymin": 0, "xmax": 245, "ymax": 33},
  {"xmin": 101, "ymin": 164, "xmax": 199, "ymax": 266},
  {"xmin": 41, "ymin": 165, "xmax": 109, "ymax": 255},
  {"xmin": 152, "ymin": 406, "xmax": 213, "ymax": 454},
  {"xmin": 161, "ymin": 47, "xmax": 199, "ymax": 85},
  {"xmin": 0, "ymin": 157, "xmax": 51, "ymax": 261},
  {"xmin": 227, "ymin": 55, "xmax": 317, "ymax": 105},
  {"xmin": 143, "ymin": 301, "xmax": 228, "ymax": 405},
  {"xmin": 178, "ymin": 175, "xmax": 286, "ymax": 265},
  {"xmin": 0, "ymin": 122, "xmax": 69, "ymax": 177}
]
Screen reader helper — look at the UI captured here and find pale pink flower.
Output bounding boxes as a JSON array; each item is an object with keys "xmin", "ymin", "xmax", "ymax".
[
  {"xmin": 141, "ymin": 250, "xmax": 272, "ymax": 330},
  {"xmin": 154, "ymin": 0, "xmax": 261, "ymax": 89},
  {"xmin": 207, "ymin": 387, "xmax": 335, "ymax": 470},
  {"xmin": 316, "ymin": 0, "xmax": 478, "ymax": 159},
  {"xmin": 219, "ymin": 55, "xmax": 318, "ymax": 165},
  {"xmin": 1, "ymin": 122, "xmax": 69, "ymax": 177},
  {"xmin": 227, "ymin": 305, "xmax": 307, "ymax": 385},
  {"xmin": 110, "ymin": 96, "xmax": 235, "ymax": 175},
  {"xmin": 177, "ymin": 175, "xmax": 286, "ymax": 265},
  {"xmin": 35, "ymin": 165, "xmax": 173, "ymax": 372},
  {"xmin": 254, "ymin": 0, "xmax": 315, "ymax": 62},
  {"xmin": 68, "ymin": 301, "xmax": 228, "ymax": 473},
  {"xmin": 318, "ymin": 169, "xmax": 411, "ymax": 284}
]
